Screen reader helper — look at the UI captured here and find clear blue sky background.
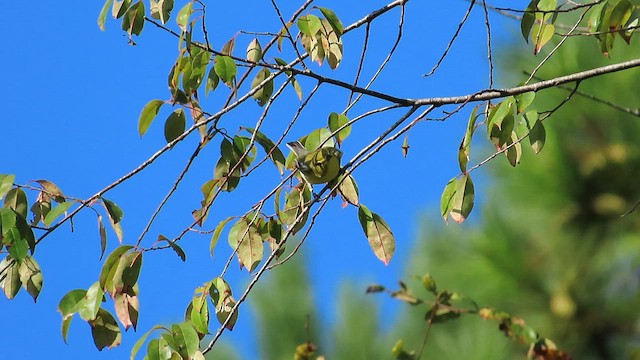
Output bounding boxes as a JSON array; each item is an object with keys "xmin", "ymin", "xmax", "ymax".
[{"xmin": 1, "ymin": 1, "xmax": 515, "ymax": 358}]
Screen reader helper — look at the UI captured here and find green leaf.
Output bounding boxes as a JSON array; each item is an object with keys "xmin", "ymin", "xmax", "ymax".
[
  {"xmin": 531, "ymin": 23, "xmax": 554, "ymax": 55},
  {"xmin": 114, "ymin": 292, "xmax": 139, "ymax": 330},
  {"xmin": 251, "ymin": 68, "xmax": 274, "ymax": 106},
  {"xmin": 1, "ymin": 258, "xmax": 21, "ymax": 299},
  {"xmin": 79, "ymin": 282, "xmax": 104, "ymax": 322},
  {"xmin": 0, "ymin": 174, "xmax": 15, "ymax": 200},
  {"xmin": 243, "ymin": 127, "xmax": 286, "ymax": 175},
  {"xmin": 18, "ymin": 256, "xmax": 42, "ymax": 302},
  {"xmin": 357, "ymin": 204, "xmax": 395, "ymax": 265},
  {"xmin": 157, "ymin": 235, "xmax": 186, "ymax": 261},
  {"xmin": 112, "ymin": 0, "xmax": 131, "ymax": 19},
  {"xmin": 458, "ymin": 108, "xmax": 477, "ymax": 173},
  {"xmin": 164, "ymin": 108, "xmax": 186, "ymax": 143},
  {"xmin": 4, "ymin": 187, "xmax": 28, "ymax": 219},
  {"xmin": 328, "ymin": 112, "xmax": 351, "ymax": 145},
  {"xmin": 98, "ymin": 0, "xmax": 114, "ymax": 31},
  {"xmin": 520, "ymin": 0, "xmax": 539, "ymax": 42},
  {"xmin": 98, "ymin": 215, "xmax": 107, "ymax": 260},
  {"xmin": 505, "ymin": 132, "xmax": 523, "ymax": 167},
  {"xmin": 297, "ymin": 14, "xmax": 322, "ymax": 36},
  {"xmin": 214, "ymin": 55, "xmax": 237, "ymax": 86},
  {"xmin": 236, "ymin": 219, "xmax": 263, "ymax": 272},
  {"xmin": 176, "ymin": 1, "xmax": 192, "ymax": 32},
  {"xmin": 43, "ymin": 201, "xmax": 73, "ymax": 227},
  {"xmin": 58, "ymin": 289, "xmax": 88, "ymax": 318},
  {"xmin": 291, "ymin": 76, "xmax": 303, "ymax": 101},
  {"xmin": 449, "ymin": 174, "xmax": 475, "ymax": 223},
  {"xmin": 515, "ymin": 91, "xmax": 535, "ymax": 113},
  {"xmin": 122, "ymin": 1, "xmax": 145, "ymax": 37},
  {"xmin": 171, "ymin": 323, "xmax": 199, "ymax": 359},
  {"xmin": 102, "ymin": 198, "xmax": 124, "ymax": 224},
  {"xmin": 338, "ymin": 174, "xmax": 359, "ymax": 206},
  {"xmin": 205, "ymin": 66, "xmax": 219, "ymax": 96},
  {"xmin": 318, "ymin": 7, "xmax": 344, "ymax": 38},
  {"xmin": 89, "ymin": 308, "xmax": 122, "ymax": 350},
  {"xmin": 529, "ymin": 120, "xmax": 545, "ymax": 154},
  {"xmin": 246, "ymin": 38, "xmax": 262, "ymax": 62},
  {"xmin": 130, "ymin": 325, "xmax": 166, "ymax": 360},
  {"xmin": 99, "ymin": 246, "xmax": 134, "ymax": 289},
  {"xmin": 138, "ymin": 99, "xmax": 164, "ymax": 137},
  {"xmin": 150, "ymin": 0, "xmax": 174, "ymax": 24}
]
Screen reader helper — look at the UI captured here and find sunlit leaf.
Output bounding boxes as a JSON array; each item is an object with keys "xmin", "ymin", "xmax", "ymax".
[
  {"xmin": 338, "ymin": 174, "xmax": 359, "ymax": 206},
  {"xmin": 16, "ymin": 256, "xmax": 42, "ymax": 302},
  {"xmin": 98, "ymin": 0, "xmax": 114, "ymax": 31},
  {"xmin": 43, "ymin": 201, "xmax": 73, "ymax": 227},
  {"xmin": 521, "ymin": 0, "xmax": 539, "ymax": 42},
  {"xmin": 1, "ymin": 258, "xmax": 21, "ymax": 299},
  {"xmin": 102, "ymin": 198, "xmax": 124, "ymax": 224},
  {"xmin": 122, "ymin": 1, "xmax": 145, "ymax": 37},
  {"xmin": 4, "ymin": 187, "xmax": 28, "ymax": 219},
  {"xmin": 214, "ymin": 55, "xmax": 237, "ymax": 86},
  {"xmin": 176, "ymin": 2, "xmax": 192, "ymax": 32},
  {"xmin": 532, "ymin": 23, "xmax": 554, "ymax": 55},
  {"xmin": 171, "ymin": 323, "xmax": 199, "ymax": 359},
  {"xmin": 318, "ymin": 7, "xmax": 344, "ymax": 38},
  {"xmin": 449, "ymin": 174, "xmax": 474, "ymax": 223},
  {"xmin": 357, "ymin": 204, "xmax": 395, "ymax": 265},
  {"xmin": 150, "ymin": 0, "xmax": 173, "ymax": 24},
  {"xmin": 138, "ymin": 99, "xmax": 164, "ymax": 137},
  {"xmin": 99, "ymin": 246, "xmax": 134, "ymax": 289},
  {"xmin": 246, "ymin": 38, "xmax": 262, "ymax": 63},
  {"xmin": 130, "ymin": 325, "xmax": 166, "ymax": 360},
  {"xmin": 328, "ymin": 112, "xmax": 351, "ymax": 145},
  {"xmin": 297, "ymin": 14, "xmax": 322, "ymax": 37}
]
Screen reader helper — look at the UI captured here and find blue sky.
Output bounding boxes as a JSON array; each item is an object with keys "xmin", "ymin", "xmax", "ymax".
[{"xmin": 1, "ymin": 1, "xmax": 513, "ymax": 358}]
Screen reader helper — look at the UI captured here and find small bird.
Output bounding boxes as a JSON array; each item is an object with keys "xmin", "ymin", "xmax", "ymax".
[{"xmin": 286, "ymin": 141, "xmax": 343, "ymax": 184}]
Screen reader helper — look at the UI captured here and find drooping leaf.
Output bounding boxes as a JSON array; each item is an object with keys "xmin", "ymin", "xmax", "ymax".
[
  {"xmin": 318, "ymin": 7, "xmax": 344, "ymax": 38},
  {"xmin": 114, "ymin": 292, "xmax": 139, "ymax": 330},
  {"xmin": 338, "ymin": 174, "xmax": 359, "ymax": 206},
  {"xmin": 531, "ymin": 23, "xmax": 555, "ymax": 55},
  {"xmin": 237, "ymin": 220, "xmax": 263, "ymax": 272},
  {"xmin": 529, "ymin": 119, "xmax": 546, "ymax": 154},
  {"xmin": 205, "ymin": 66, "xmax": 219, "ymax": 96},
  {"xmin": 102, "ymin": 198, "xmax": 123, "ymax": 225},
  {"xmin": 98, "ymin": 215, "xmax": 107, "ymax": 260},
  {"xmin": 79, "ymin": 282, "xmax": 105, "ymax": 322},
  {"xmin": 1, "ymin": 257, "xmax": 21, "ymax": 299},
  {"xmin": 214, "ymin": 56, "xmax": 237, "ymax": 87},
  {"xmin": 246, "ymin": 38, "xmax": 262, "ymax": 62},
  {"xmin": 121, "ymin": 1, "xmax": 145, "ymax": 37},
  {"xmin": 164, "ymin": 108, "xmax": 186, "ymax": 144},
  {"xmin": 243, "ymin": 127, "xmax": 286, "ymax": 175},
  {"xmin": 449, "ymin": 175, "xmax": 475, "ymax": 223},
  {"xmin": 157, "ymin": 235, "xmax": 186, "ymax": 262},
  {"xmin": 171, "ymin": 323, "xmax": 200, "ymax": 359},
  {"xmin": 4, "ymin": 187, "xmax": 28, "ymax": 219},
  {"xmin": 18, "ymin": 256, "xmax": 43, "ymax": 302},
  {"xmin": 520, "ymin": 0, "xmax": 539, "ymax": 42},
  {"xmin": 328, "ymin": 112, "xmax": 351, "ymax": 145},
  {"xmin": 89, "ymin": 308, "xmax": 122, "ymax": 350},
  {"xmin": 99, "ymin": 246, "xmax": 134, "ymax": 289},
  {"xmin": 150, "ymin": 0, "xmax": 173, "ymax": 24},
  {"xmin": 138, "ymin": 99, "xmax": 164, "ymax": 137},
  {"xmin": 251, "ymin": 68, "xmax": 274, "ymax": 106},
  {"xmin": 98, "ymin": 0, "xmax": 114, "ymax": 31},
  {"xmin": 357, "ymin": 204, "xmax": 395, "ymax": 265},
  {"xmin": 0, "ymin": 174, "xmax": 15, "ymax": 200}
]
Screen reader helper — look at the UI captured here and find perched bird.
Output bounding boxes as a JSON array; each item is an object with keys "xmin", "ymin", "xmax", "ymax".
[{"xmin": 286, "ymin": 141, "xmax": 343, "ymax": 184}]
